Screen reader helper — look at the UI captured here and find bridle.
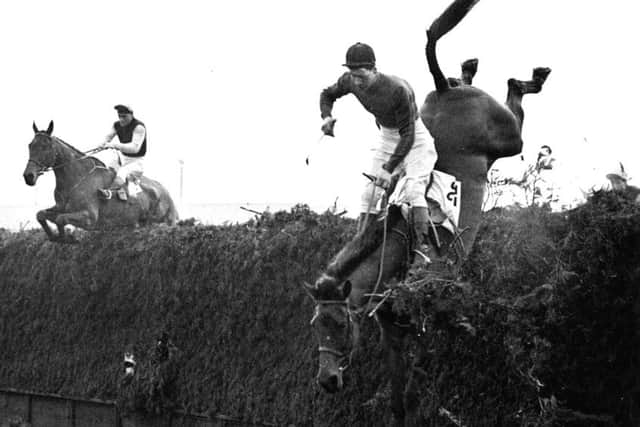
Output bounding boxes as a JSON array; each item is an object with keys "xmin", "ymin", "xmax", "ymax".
[
  {"xmin": 311, "ymin": 299, "xmax": 360, "ymax": 372},
  {"xmin": 27, "ymin": 133, "xmax": 105, "ymax": 175},
  {"xmin": 26, "ymin": 158, "xmax": 49, "ymax": 176}
]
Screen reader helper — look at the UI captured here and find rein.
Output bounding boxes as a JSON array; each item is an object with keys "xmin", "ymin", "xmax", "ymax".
[
  {"xmin": 28, "ymin": 136, "xmax": 109, "ymax": 205},
  {"xmin": 29, "ymin": 134, "xmax": 105, "ymax": 175},
  {"xmin": 365, "ymin": 202, "xmax": 388, "ymax": 317},
  {"xmin": 361, "ymin": 176, "xmax": 392, "ymax": 316},
  {"xmin": 311, "ymin": 205, "xmax": 411, "ymax": 372},
  {"xmin": 35, "ymin": 146, "xmax": 106, "ymax": 175}
]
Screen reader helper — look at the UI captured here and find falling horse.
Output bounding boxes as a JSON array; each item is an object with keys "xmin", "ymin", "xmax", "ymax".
[
  {"xmin": 304, "ymin": 0, "xmax": 551, "ymax": 425},
  {"xmin": 23, "ymin": 121, "xmax": 178, "ymax": 242}
]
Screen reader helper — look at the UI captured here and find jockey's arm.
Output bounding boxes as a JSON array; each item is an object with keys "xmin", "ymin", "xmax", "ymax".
[
  {"xmin": 319, "ymin": 73, "xmax": 351, "ymax": 120},
  {"xmin": 112, "ymin": 125, "xmax": 146, "ymax": 155},
  {"xmin": 104, "ymin": 127, "xmax": 117, "ymax": 144},
  {"xmin": 382, "ymin": 89, "xmax": 416, "ymax": 174}
]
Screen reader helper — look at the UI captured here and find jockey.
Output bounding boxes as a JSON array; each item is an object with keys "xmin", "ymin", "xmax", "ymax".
[
  {"xmin": 319, "ymin": 42, "xmax": 438, "ymax": 270},
  {"xmin": 98, "ymin": 104, "xmax": 147, "ymax": 201},
  {"xmin": 532, "ymin": 145, "xmax": 557, "ymax": 207}
]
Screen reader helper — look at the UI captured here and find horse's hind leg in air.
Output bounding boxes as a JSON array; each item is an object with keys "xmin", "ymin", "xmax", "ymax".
[
  {"xmin": 448, "ymin": 58, "xmax": 479, "ymax": 87},
  {"xmin": 460, "ymin": 58, "xmax": 478, "ymax": 85},
  {"xmin": 506, "ymin": 67, "xmax": 552, "ymax": 131}
]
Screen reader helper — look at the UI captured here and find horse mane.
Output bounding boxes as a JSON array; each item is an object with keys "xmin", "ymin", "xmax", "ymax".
[
  {"xmin": 46, "ymin": 134, "xmax": 106, "ymax": 168},
  {"xmin": 52, "ymin": 136, "xmax": 86, "ymax": 157},
  {"xmin": 325, "ymin": 205, "xmax": 405, "ymax": 282}
]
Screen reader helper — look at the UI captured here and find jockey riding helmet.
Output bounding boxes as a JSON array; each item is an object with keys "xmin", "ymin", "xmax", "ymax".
[{"xmin": 343, "ymin": 43, "xmax": 376, "ymax": 69}]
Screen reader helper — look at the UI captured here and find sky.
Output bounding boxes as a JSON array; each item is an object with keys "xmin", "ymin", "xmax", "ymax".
[{"xmin": 1, "ymin": 0, "xmax": 639, "ymax": 226}]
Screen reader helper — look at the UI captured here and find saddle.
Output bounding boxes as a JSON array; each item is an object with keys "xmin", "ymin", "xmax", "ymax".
[
  {"xmin": 389, "ymin": 169, "xmax": 465, "ymax": 279},
  {"xmin": 388, "ymin": 170, "xmax": 461, "ymax": 235}
]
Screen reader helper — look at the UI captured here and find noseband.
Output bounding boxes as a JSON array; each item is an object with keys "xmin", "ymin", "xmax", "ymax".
[
  {"xmin": 312, "ymin": 300, "xmax": 359, "ymax": 372},
  {"xmin": 26, "ymin": 158, "xmax": 48, "ymax": 176}
]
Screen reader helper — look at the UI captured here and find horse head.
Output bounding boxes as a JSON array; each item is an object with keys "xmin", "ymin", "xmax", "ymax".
[
  {"xmin": 23, "ymin": 120, "xmax": 55, "ymax": 186},
  {"xmin": 304, "ymin": 278, "xmax": 360, "ymax": 393}
]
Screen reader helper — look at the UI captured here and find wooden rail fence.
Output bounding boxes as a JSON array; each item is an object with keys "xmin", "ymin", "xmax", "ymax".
[{"xmin": 0, "ymin": 388, "xmax": 277, "ymax": 427}]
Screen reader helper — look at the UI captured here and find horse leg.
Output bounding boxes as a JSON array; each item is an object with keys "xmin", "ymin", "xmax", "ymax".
[
  {"xmin": 163, "ymin": 199, "xmax": 179, "ymax": 226},
  {"xmin": 54, "ymin": 209, "xmax": 98, "ymax": 242},
  {"xmin": 448, "ymin": 58, "xmax": 478, "ymax": 87},
  {"xmin": 36, "ymin": 208, "xmax": 61, "ymax": 241},
  {"xmin": 460, "ymin": 58, "xmax": 478, "ymax": 85},
  {"xmin": 155, "ymin": 196, "xmax": 178, "ymax": 226},
  {"xmin": 506, "ymin": 67, "xmax": 552, "ymax": 130}
]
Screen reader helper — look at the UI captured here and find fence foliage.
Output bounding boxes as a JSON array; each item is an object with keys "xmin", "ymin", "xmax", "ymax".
[{"xmin": 1, "ymin": 195, "xmax": 639, "ymax": 426}]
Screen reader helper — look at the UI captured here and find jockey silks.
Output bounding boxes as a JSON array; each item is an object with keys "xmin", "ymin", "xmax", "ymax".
[
  {"xmin": 320, "ymin": 72, "xmax": 419, "ymax": 173},
  {"xmin": 114, "ymin": 118, "xmax": 147, "ymax": 158}
]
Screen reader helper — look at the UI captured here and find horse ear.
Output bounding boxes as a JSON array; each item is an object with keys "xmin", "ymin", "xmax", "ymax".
[
  {"xmin": 341, "ymin": 280, "xmax": 352, "ymax": 300},
  {"xmin": 302, "ymin": 281, "xmax": 317, "ymax": 301},
  {"xmin": 46, "ymin": 120, "xmax": 54, "ymax": 135},
  {"xmin": 620, "ymin": 162, "xmax": 625, "ymax": 173},
  {"xmin": 32, "ymin": 121, "xmax": 39, "ymax": 133}
]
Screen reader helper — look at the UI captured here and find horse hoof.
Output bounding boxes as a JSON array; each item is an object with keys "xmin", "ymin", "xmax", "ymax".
[
  {"xmin": 508, "ymin": 78, "xmax": 541, "ymax": 95},
  {"xmin": 532, "ymin": 67, "xmax": 552, "ymax": 85},
  {"xmin": 461, "ymin": 58, "xmax": 478, "ymax": 75}
]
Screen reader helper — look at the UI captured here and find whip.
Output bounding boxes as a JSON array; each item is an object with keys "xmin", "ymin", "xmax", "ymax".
[{"xmin": 305, "ymin": 134, "xmax": 326, "ymax": 166}]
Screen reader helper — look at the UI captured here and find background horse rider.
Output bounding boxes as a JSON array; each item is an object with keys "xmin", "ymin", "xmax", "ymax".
[
  {"xmin": 607, "ymin": 163, "xmax": 640, "ymax": 204},
  {"xmin": 319, "ymin": 42, "xmax": 438, "ymax": 273},
  {"xmin": 99, "ymin": 104, "xmax": 147, "ymax": 201}
]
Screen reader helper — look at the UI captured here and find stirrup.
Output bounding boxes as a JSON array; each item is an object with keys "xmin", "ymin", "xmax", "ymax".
[
  {"xmin": 97, "ymin": 189, "xmax": 112, "ymax": 200},
  {"xmin": 116, "ymin": 189, "xmax": 128, "ymax": 201}
]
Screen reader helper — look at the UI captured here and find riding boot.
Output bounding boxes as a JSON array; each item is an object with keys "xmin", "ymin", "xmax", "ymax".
[
  {"xmin": 408, "ymin": 206, "xmax": 432, "ymax": 276},
  {"xmin": 116, "ymin": 188, "xmax": 128, "ymax": 201}
]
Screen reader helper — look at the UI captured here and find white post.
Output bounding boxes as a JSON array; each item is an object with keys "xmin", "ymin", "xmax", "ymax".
[{"xmin": 178, "ymin": 159, "xmax": 184, "ymax": 212}]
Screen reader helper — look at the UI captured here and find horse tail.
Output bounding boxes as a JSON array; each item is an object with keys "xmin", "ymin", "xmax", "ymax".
[
  {"xmin": 140, "ymin": 178, "xmax": 179, "ymax": 226},
  {"xmin": 164, "ymin": 196, "xmax": 179, "ymax": 226},
  {"xmin": 426, "ymin": 0, "xmax": 480, "ymax": 93}
]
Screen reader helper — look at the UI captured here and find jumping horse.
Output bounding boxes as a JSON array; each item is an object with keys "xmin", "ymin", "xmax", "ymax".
[
  {"xmin": 304, "ymin": 0, "xmax": 551, "ymax": 425},
  {"xmin": 23, "ymin": 121, "xmax": 178, "ymax": 242}
]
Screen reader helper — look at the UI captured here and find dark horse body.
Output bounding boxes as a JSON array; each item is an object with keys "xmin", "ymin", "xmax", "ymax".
[
  {"xmin": 23, "ymin": 121, "xmax": 178, "ymax": 242},
  {"xmin": 306, "ymin": 0, "xmax": 551, "ymax": 425}
]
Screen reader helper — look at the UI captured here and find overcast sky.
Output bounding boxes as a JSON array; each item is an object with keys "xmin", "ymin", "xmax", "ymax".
[{"xmin": 2, "ymin": 0, "xmax": 638, "ymax": 222}]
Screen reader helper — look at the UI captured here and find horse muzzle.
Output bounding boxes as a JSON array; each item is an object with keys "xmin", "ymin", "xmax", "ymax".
[
  {"xmin": 23, "ymin": 170, "xmax": 38, "ymax": 186},
  {"xmin": 317, "ymin": 353, "xmax": 344, "ymax": 393},
  {"xmin": 317, "ymin": 370, "xmax": 343, "ymax": 393}
]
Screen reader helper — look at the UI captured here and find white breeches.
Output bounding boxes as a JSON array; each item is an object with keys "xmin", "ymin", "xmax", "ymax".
[
  {"xmin": 361, "ymin": 119, "xmax": 437, "ymax": 213},
  {"xmin": 116, "ymin": 155, "xmax": 144, "ymax": 182}
]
